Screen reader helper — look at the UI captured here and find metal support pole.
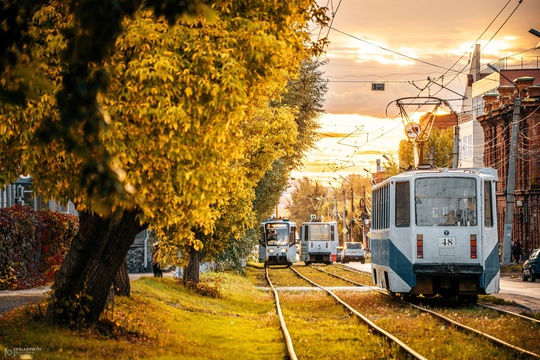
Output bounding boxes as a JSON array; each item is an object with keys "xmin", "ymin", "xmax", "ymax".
[
  {"xmin": 333, "ymin": 191, "xmax": 338, "ymax": 222},
  {"xmin": 453, "ymin": 124, "xmax": 460, "ymax": 168},
  {"xmin": 342, "ymin": 187, "xmax": 347, "ymax": 242},
  {"xmin": 502, "ymin": 96, "xmax": 520, "ymax": 264},
  {"xmin": 350, "ymin": 188, "xmax": 355, "ymax": 241},
  {"xmin": 362, "ymin": 186, "xmax": 366, "ymax": 246}
]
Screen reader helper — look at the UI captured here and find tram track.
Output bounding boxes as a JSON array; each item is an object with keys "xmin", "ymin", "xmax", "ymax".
[
  {"xmin": 289, "ymin": 266, "xmax": 427, "ymax": 360},
  {"xmin": 265, "ymin": 268, "xmax": 425, "ymax": 359},
  {"xmin": 265, "ymin": 264, "xmax": 539, "ymax": 358},
  {"xmin": 329, "ymin": 263, "xmax": 540, "ymax": 325},
  {"xmin": 310, "ymin": 265, "xmax": 540, "ymax": 359},
  {"xmin": 265, "ymin": 267, "xmax": 298, "ymax": 360}
]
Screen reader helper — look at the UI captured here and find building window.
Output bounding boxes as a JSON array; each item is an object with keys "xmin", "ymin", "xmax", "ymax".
[{"xmin": 460, "ymin": 134, "xmax": 473, "ymax": 160}]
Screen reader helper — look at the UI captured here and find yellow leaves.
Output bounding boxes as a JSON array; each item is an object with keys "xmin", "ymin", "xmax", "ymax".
[
  {"xmin": 192, "ymin": 240, "xmax": 204, "ymax": 251},
  {"xmin": 0, "ymin": 1, "xmax": 319, "ymax": 248}
]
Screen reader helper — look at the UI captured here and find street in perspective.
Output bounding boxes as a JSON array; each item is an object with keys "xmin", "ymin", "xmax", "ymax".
[{"xmin": 1, "ymin": 0, "xmax": 540, "ymax": 359}]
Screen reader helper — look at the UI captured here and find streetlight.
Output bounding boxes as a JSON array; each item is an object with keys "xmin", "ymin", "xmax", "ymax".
[
  {"xmin": 487, "ymin": 63, "xmax": 520, "ymax": 264},
  {"xmin": 530, "ymin": 28, "xmax": 540, "ymax": 49}
]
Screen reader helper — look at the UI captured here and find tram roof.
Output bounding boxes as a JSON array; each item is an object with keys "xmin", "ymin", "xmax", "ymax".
[
  {"xmin": 261, "ymin": 218, "xmax": 295, "ymax": 225},
  {"xmin": 374, "ymin": 167, "xmax": 498, "ymax": 188}
]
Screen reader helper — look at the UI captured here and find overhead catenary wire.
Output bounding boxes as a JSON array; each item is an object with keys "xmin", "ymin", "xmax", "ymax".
[
  {"xmin": 314, "ymin": 0, "xmax": 529, "ymax": 175},
  {"xmin": 430, "ymin": 0, "xmax": 524, "ymax": 99}
]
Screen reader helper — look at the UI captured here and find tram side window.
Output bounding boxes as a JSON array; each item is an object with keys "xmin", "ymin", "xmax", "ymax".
[
  {"xmin": 395, "ymin": 181, "xmax": 410, "ymax": 227},
  {"xmin": 372, "ymin": 184, "xmax": 390, "ymax": 229},
  {"xmin": 484, "ymin": 181, "xmax": 493, "ymax": 227}
]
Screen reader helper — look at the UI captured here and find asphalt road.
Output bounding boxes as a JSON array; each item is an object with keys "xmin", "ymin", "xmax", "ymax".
[{"xmin": 0, "ymin": 287, "xmax": 51, "ymax": 315}]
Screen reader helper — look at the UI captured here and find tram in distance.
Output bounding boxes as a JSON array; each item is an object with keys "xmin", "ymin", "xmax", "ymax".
[
  {"xmin": 369, "ymin": 168, "xmax": 500, "ymax": 302},
  {"xmin": 259, "ymin": 219, "xmax": 297, "ymax": 267},
  {"xmin": 300, "ymin": 221, "xmax": 338, "ymax": 265}
]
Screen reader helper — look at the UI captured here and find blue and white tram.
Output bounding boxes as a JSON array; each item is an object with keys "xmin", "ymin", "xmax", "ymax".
[
  {"xmin": 259, "ymin": 219, "xmax": 297, "ymax": 267},
  {"xmin": 300, "ymin": 221, "xmax": 338, "ymax": 265},
  {"xmin": 370, "ymin": 168, "xmax": 500, "ymax": 301}
]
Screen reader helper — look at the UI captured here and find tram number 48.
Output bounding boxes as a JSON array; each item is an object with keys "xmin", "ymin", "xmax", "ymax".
[{"xmin": 437, "ymin": 237, "xmax": 456, "ymax": 248}]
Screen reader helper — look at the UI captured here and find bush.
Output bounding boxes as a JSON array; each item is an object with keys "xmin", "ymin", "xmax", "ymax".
[
  {"xmin": 35, "ymin": 210, "xmax": 79, "ymax": 282},
  {"xmin": 0, "ymin": 205, "xmax": 79, "ymax": 290}
]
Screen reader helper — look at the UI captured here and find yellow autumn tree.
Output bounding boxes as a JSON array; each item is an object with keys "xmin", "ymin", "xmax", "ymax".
[{"xmin": 0, "ymin": 0, "xmax": 327, "ymax": 324}]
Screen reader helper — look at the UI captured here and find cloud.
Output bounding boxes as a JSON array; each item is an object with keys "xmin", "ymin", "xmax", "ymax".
[{"xmin": 300, "ymin": 0, "xmax": 540, "ymax": 179}]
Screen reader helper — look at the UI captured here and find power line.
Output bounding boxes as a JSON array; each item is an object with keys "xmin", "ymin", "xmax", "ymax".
[
  {"xmin": 329, "ymin": 26, "xmax": 452, "ymax": 71},
  {"xmin": 430, "ymin": 0, "xmax": 524, "ymax": 98}
]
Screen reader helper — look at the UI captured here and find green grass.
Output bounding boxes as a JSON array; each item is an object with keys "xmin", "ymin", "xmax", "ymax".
[
  {"xmin": 1, "ymin": 265, "xmax": 538, "ymax": 359},
  {"xmin": 0, "ymin": 271, "xmax": 285, "ymax": 359}
]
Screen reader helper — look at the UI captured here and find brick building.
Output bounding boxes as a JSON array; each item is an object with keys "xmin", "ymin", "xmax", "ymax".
[{"xmin": 476, "ymin": 73, "xmax": 540, "ymax": 257}]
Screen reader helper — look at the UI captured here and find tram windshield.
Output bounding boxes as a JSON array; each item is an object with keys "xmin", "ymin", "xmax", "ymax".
[
  {"xmin": 309, "ymin": 224, "xmax": 333, "ymax": 241},
  {"xmin": 265, "ymin": 223, "xmax": 290, "ymax": 245},
  {"xmin": 415, "ymin": 177, "xmax": 477, "ymax": 227}
]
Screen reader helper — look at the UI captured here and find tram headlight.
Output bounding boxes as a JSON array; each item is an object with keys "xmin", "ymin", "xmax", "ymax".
[
  {"xmin": 268, "ymin": 249, "xmax": 274, "ymax": 254},
  {"xmin": 281, "ymin": 248, "xmax": 287, "ymax": 253}
]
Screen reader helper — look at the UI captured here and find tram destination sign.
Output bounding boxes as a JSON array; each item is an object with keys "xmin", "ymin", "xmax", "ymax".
[{"xmin": 372, "ymin": 83, "xmax": 385, "ymax": 91}]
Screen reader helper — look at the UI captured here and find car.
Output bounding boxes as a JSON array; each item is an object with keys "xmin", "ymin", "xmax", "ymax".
[
  {"xmin": 341, "ymin": 242, "xmax": 366, "ymax": 264},
  {"xmin": 336, "ymin": 246, "xmax": 343, "ymax": 262},
  {"xmin": 522, "ymin": 248, "xmax": 540, "ymax": 282}
]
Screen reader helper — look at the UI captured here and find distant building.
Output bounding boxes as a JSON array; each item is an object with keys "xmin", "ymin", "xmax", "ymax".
[
  {"xmin": 0, "ymin": 176, "xmax": 77, "ymax": 214},
  {"xmin": 458, "ymin": 44, "xmax": 486, "ymax": 168}
]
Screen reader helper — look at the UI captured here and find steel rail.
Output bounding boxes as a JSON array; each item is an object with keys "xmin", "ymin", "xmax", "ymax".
[
  {"xmin": 406, "ymin": 301, "xmax": 540, "ymax": 359},
  {"xmin": 265, "ymin": 267, "xmax": 298, "ymax": 360},
  {"xmin": 313, "ymin": 265, "xmax": 376, "ymax": 288},
  {"xmin": 290, "ymin": 267, "xmax": 427, "ymax": 360},
  {"xmin": 314, "ymin": 265, "xmax": 540, "ymax": 358},
  {"xmin": 478, "ymin": 302, "xmax": 540, "ymax": 325}
]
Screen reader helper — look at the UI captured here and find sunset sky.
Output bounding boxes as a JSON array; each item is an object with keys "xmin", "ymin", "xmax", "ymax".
[{"xmin": 292, "ymin": 0, "xmax": 540, "ymax": 182}]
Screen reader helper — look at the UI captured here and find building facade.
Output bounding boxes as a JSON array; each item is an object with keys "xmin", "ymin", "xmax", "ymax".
[{"xmin": 476, "ymin": 72, "xmax": 540, "ymax": 257}]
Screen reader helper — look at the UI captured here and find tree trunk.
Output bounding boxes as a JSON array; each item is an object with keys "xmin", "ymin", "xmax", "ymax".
[
  {"xmin": 47, "ymin": 209, "xmax": 144, "ymax": 325},
  {"xmin": 183, "ymin": 245, "xmax": 200, "ymax": 283},
  {"xmin": 113, "ymin": 259, "xmax": 130, "ymax": 297}
]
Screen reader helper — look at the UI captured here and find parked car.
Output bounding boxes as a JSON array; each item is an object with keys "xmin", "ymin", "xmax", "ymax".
[
  {"xmin": 522, "ymin": 248, "xmax": 540, "ymax": 282},
  {"xmin": 341, "ymin": 242, "xmax": 366, "ymax": 264}
]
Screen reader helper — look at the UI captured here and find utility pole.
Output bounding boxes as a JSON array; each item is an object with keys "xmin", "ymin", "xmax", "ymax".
[
  {"xmin": 333, "ymin": 190, "xmax": 338, "ymax": 222},
  {"xmin": 502, "ymin": 95, "xmax": 520, "ymax": 263},
  {"xmin": 350, "ymin": 187, "xmax": 355, "ymax": 241},
  {"xmin": 453, "ymin": 121, "xmax": 460, "ymax": 168},
  {"xmin": 488, "ymin": 64, "xmax": 519, "ymax": 264},
  {"xmin": 342, "ymin": 187, "xmax": 348, "ymax": 242}
]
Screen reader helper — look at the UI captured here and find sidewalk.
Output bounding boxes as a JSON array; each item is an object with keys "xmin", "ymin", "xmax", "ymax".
[{"xmin": 0, "ymin": 271, "xmax": 175, "ymax": 315}]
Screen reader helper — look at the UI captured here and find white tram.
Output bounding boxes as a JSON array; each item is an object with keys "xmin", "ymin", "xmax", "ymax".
[
  {"xmin": 300, "ymin": 221, "xmax": 338, "ymax": 265},
  {"xmin": 259, "ymin": 219, "xmax": 297, "ymax": 267},
  {"xmin": 370, "ymin": 168, "xmax": 500, "ymax": 301}
]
